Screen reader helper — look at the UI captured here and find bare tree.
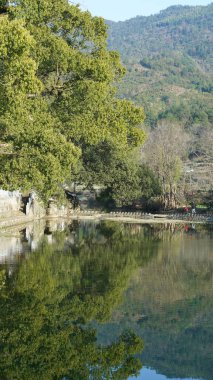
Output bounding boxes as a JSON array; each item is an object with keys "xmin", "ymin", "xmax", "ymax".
[
  {"xmin": 142, "ymin": 123, "xmax": 188, "ymax": 209},
  {"xmin": 199, "ymin": 129, "xmax": 213, "ymax": 160}
]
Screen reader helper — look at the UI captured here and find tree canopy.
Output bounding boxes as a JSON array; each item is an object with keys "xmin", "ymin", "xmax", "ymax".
[{"xmin": 0, "ymin": 1, "xmax": 145, "ymax": 200}]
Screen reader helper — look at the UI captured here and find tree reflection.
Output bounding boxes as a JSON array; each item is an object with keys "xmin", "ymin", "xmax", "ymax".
[{"xmin": 0, "ymin": 221, "xmax": 157, "ymax": 380}]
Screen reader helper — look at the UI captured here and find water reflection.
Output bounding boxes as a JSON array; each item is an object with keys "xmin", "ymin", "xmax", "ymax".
[
  {"xmin": 0, "ymin": 221, "xmax": 212, "ymax": 380},
  {"xmin": 0, "ymin": 220, "xmax": 151, "ymax": 380},
  {"xmin": 96, "ymin": 223, "xmax": 213, "ymax": 380}
]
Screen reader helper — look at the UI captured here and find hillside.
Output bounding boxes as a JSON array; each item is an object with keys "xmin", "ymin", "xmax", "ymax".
[
  {"xmin": 107, "ymin": 4, "xmax": 213, "ymax": 128},
  {"xmin": 107, "ymin": 4, "xmax": 213, "ymax": 197}
]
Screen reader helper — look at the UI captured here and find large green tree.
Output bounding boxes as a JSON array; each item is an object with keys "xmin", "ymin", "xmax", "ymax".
[
  {"xmin": 0, "ymin": 15, "xmax": 80, "ymax": 199},
  {"xmin": 0, "ymin": 1, "xmax": 145, "ymax": 199},
  {"xmin": 77, "ymin": 142, "xmax": 161, "ymax": 207}
]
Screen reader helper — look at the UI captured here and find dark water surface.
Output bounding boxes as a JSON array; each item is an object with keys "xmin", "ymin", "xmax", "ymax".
[{"xmin": 0, "ymin": 220, "xmax": 212, "ymax": 380}]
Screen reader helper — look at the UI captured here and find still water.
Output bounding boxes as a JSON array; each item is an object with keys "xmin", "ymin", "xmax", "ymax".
[{"xmin": 0, "ymin": 220, "xmax": 212, "ymax": 380}]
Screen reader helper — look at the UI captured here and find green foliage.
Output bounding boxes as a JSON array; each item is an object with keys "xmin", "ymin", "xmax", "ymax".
[
  {"xmin": 138, "ymin": 164, "xmax": 162, "ymax": 200},
  {"xmin": 106, "ymin": 162, "xmax": 161, "ymax": 207},
  {"xmin": 0, "ymin": 269, "xmax": 5, "ymax": 291},
  {"xmin": 0, "ymin": 0, "xmax": 145, "ymax": 200},
  {"xmin": 0, "ymin": 16, "xmax": 79, "ymax": 199},
  {"xmin": 0, "ymin": 99, "xmax": 80, "ymax": 200},
  {"xmin": 77, "ymin": 141, "xmax": 160, "ymax": 207},
  {"xmin": 0, "ymin": 17, "xmax": 42, "ymax": 108}
]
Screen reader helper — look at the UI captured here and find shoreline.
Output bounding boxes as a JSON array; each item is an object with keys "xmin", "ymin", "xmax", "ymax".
[
  {"xmin": 0, "ymin": 211, "xmax": 212, "ymax": 230},
  {"xmin": 70, "ymin": 215, "xmax": 212, "ymax": 224},
  {"xmin": 0, "ymin": 214, "xmax": 45, "ymax": 230}
]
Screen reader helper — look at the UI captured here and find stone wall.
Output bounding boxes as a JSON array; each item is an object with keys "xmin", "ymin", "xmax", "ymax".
[
  {"xmin": 0, "ymin": 189, "xmax": 71, "ymax": 222},
  {"xmin": 0, "ymin": 190, "xmax": 21, "ymax": 216},
  {"xmin": 46, "ymin": 199, "xmax": 71, "ymax": 218},
  {"xmin": 25, "ymin": 192, "xmax": 46, "ymax": 219}
]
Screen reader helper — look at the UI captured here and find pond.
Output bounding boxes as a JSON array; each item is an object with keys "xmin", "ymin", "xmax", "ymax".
[{"xmin": 0, "ymin": 219, "xmax": 212, "ymax": 380}]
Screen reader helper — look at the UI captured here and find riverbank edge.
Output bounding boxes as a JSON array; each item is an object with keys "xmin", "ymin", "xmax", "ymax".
[{"xmin": 0, "ymin": 212, "xmax": 212, "ymax": 230}]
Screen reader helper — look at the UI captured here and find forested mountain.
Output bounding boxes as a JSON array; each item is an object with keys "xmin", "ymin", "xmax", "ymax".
[{"xmin": 107, "ymin": 4, "xmax": 213, "ymax": 129}]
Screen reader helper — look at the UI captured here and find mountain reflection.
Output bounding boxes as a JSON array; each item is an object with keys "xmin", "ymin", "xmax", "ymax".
[{"xmin": 96, "ymin": 223, "xmax": 213, "ymax": 380}]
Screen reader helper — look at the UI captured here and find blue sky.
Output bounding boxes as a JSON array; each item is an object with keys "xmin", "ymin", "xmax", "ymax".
[
  {"xmin": 129, "ymin": 367, "xmax": 201, "ymax": 380},
  {"xmin": 73, "ymin": 0, "xmax": 212, "ymax": 21}
]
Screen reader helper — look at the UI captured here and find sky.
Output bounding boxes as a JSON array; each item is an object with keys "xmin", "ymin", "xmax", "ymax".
[
  {"xmin": 129, "ymin": 367, "xmax": 201, "ymax": 380},
  {"xmin": 72, "ymin": 0, "xmax": 212, "ymax": 21}
]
